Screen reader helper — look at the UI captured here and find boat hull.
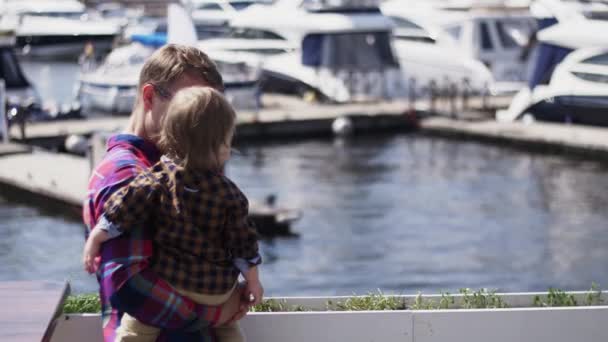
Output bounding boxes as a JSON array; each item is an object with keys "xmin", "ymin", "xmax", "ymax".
[
  {"xmin": 523, "ymin": 95, "xmax": 608, "ymax": 127},
  {"xmin": 16, "ymin": 35, "xmax": 115, "ymax": 58}
]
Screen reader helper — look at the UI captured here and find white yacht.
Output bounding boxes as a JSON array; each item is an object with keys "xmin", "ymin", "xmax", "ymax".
[
  {"xmin": 0, "ymin": 0, "xmax": 120, "ymax": 58},
  {"xmin": 497, "ymin": 18, "xmax": 608, "ymax": 126},
  {"xmin": 77, "ymin": 4, "xmax": 260, "ymax": 115},
  {"xmin": 381, "ymin": 0, "xmax": 536, "ymax": 95},
  {"xmin": 0, "ymin": 28, "xmax": 41, "ymax": 112},
  {"xmin": 199, "ymin": 0, "xmax": 406, "ymax": 103}
]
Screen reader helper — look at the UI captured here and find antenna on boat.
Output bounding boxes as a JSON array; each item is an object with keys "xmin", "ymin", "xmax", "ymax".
[{"xmin": 167, "ymin": 3, "xmax": 197, "ymax": 46}]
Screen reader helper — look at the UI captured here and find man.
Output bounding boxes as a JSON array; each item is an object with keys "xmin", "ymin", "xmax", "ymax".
[{"xmin": 83, "ymin": 44, "xmax": 250, "ymax": 342}]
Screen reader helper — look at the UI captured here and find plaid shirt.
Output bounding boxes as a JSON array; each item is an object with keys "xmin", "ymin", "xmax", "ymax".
[
  {"xmin": 102, "ymin": 156, "xmax": 260, "ymax": 295},
  {"xmin": 83, "ymin": 134, "xmax": 222, "ymax": 342}
]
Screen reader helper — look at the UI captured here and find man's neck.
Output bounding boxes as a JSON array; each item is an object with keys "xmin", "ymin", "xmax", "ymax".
[{"xmin": 126, "ymin": 108, "xmax": 148, "ymax": 140}]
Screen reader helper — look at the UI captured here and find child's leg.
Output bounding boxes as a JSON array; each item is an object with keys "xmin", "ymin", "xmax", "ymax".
[
  {"xmin": 177, "ymin": 283, "xmax": 242, "ymax": 342},
  {"xmin": 214, "ymin": 321, "xmax": 245, "ymax": 342},
  {"xmin": 115, "ymin": 313, "xmax": 161, "ymax": 342}
]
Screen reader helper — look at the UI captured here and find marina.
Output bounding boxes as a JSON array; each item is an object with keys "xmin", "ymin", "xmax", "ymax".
[{"xmin": 1, "ymin": 0, "xmax": 608, "ymax": 341}]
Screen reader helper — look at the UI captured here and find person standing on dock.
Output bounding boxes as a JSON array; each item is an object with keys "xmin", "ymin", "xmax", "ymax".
[
  {"xmin": 82, "ymin": 44, "xmax": 250, "ymax": 342},
  {"xmin": 84, "ymin": 86, "xmax": 263, "ymax": 342}
]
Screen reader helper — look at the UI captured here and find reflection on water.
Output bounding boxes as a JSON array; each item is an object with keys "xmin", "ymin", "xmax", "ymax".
[{"xmin": 1, "ymin": 135, "xmax": 608, "ymax": 295}]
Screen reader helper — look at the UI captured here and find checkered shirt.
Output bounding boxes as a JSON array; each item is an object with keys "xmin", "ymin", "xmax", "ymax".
[
  {"xmin": 83, "ymin": 134, "xmax": 223, "ymax": 342},
  {"xmin": 103, "ymin": 156, "xmax": 261, "ymax": 295}
]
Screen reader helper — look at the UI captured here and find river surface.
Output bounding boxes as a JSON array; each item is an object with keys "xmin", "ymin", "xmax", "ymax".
[{"xmin": 1, "ymin": 60, "xmax": 606, "ymax": 296}]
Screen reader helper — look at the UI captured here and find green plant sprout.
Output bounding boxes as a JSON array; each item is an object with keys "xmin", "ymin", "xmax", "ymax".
[
  {"xmin": 63, "ymin": 283, "xmax": 604, "ymax": 313},
  {"xmin": 584, "ymin": 282, "xmax": 603, "ymax": 306},
  {"xmin": 459, "ymin": 288, "xmax": 508, "ymax": 309},
  {"xmin": 333, "ymin": 290, "xmax": 406, "ymax": 311},
  {"xmin": 63, "ymin": 293, "xmax": 101, "ymax": 314},
  {"xmin": 250, "ymin": 298, "xmax": 308, "ymax": 312},
  {"xmin": 533, "ymin": 288, "xmax": 577, "ymax": 307}
]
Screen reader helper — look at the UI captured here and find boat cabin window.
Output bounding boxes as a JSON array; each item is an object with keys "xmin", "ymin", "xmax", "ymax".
[
  {"xmin": 302, "ymin": 32, "xmax": 398, "ymax": 70},
  {"xmin": 571, "ymin": 72, "xmax": 608, "ymax": 84},
  {"xmin": 388, "ymin": 16, "xmax": 423, "ymax": 30},
  {"xmin": 582, "ymin": 53, "xmax": 608, "ymax": 66},
  {"xmin": 389, "ymin": 16, "xmax": 435, "ymax": 43},
  {"xmin": 229, "ymin": 1, "xmax": 255, "ymax": 10},
  {"xmin": 21, "ymin": 11, "xmax": 84, "ymax": 19},
  {"xmin": 444, "ymin": 25, "xmax": 462, "ymax": 42},
  {"xmin": 495, "ymin": 19, "xmax": 533, "ymax": 49},
  {"xmin": 479, "ymin": 22, "xmax": 494, "ymax": 51},
  {"xmin": 0, "ymin": 48, "xmax": 30, "ymax": 89},
  {"xmin": 196, "ymin": 3, "xmax": 223, "ymax": 11},
  {"xmin": 495, "ymin": 21, "xmax": 518, "ymax": 49},
  {"xmin": 229, "ymin": 28, "xmax": 286, "ymax": 40}
]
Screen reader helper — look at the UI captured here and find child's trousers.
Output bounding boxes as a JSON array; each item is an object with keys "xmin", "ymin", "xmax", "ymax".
[{"xmin": 115, "ymin": 284, "xmax": 244, "ymax": 342}]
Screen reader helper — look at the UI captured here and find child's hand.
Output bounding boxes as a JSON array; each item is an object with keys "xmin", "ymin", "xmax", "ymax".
[
  {"xmin": 82, "ymin": 237, "xmax": 101, "ymax": 274},
  {"xmin": 245, "ymin": 279, "xmax": 264, "ymax": 307},
  {"xmin": 82, "ymin": 228, "xmax": 110, "ymax": 274}
]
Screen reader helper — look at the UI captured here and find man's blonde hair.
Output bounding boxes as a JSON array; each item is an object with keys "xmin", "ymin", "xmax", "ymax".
[
  {"xmin": 159, "ymin": 87, "xmax": 236, "ymax": 171},
  {"xmin": 138, "ymin": 44, "xmax": 224, "ymax": 92}
]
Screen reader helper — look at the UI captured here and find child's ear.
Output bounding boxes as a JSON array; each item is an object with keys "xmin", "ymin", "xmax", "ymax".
[{"xmin": 142, "ymin": 84, "xmax": 155, "ymax": 111}]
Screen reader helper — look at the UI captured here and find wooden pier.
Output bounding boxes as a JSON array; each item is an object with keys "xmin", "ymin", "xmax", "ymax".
[
  {"xmin": 419, "ymin": 117, "xmax": 608, "ymax": 161},
  {"xmin": 0, "ymin": 281, "xmax": 70, "ymax": 342},
  {"xmin": 8, "ymin": 96, "xmax": 416, "ymax": 147}
]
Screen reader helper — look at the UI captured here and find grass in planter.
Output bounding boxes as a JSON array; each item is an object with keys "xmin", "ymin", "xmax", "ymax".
[
  {"xmin": 534, "ymin": 283, "xmax": 603, "ymax": 307},
  {"xmin": 63, "ymin": 293, "xmax": 101, "ymax": 314},
  {"xmin": 250, "ymin": 299, "xmax": 308, "ymax": 312},
  {"xmin": 459, "ymin": 288, "xmax": 508, "ymax": 309},
  {"xmin": 409, "ymin": 291, "xmax": 456, "ymax": 310},
  {"xmin": 585, "ymin": 282, "xmax": 603, "ymax": 306},
  {"xmin": 331, "ymin": 291, "xmax": 406, "ymax": 311},
  {"xmin": 533, "ymin": 288, "xmax": 577, "ymax": 307}
]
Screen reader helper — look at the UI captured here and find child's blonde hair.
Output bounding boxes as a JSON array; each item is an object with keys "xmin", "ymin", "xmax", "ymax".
[{"xmin": 158, "ymin": 86, "xmax": 236, "ymax": 171}]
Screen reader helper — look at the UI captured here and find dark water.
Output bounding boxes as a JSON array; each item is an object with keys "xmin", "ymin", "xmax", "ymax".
[
  {"xmin": 4, "ymin": 61, "xmax": 607, "ymax": 296},
  {"xmin": 2, "ymin": 135, "xmax": 607, "ymax": 296}
]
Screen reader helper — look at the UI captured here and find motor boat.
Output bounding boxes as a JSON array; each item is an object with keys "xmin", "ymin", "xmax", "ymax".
[
  {"xmin": 381, "ymin": 0, "xmax": 536, "ymax": 96},
  {"xmin": 0, "ymin": 26, "xmax": 80, "ymax": 127},
  {"xmin": 199, "ymin": 0, "xmax": 406, "ymax": 103},
  {"xmin": 0, "ymin": 0, "xmax": 120, "ymax": 58},
  {"xmin": 77, "ymin": 4, "xmax": 260, "ymax": 115},
  {"xmin": 497, "ymin": 17, "xmax": 608, "ymax": 126}
]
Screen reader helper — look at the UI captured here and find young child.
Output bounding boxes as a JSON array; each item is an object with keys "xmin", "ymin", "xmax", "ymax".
[{"xmin": 83, "ymin": 86, "xmax": 262, "ymax": 342}]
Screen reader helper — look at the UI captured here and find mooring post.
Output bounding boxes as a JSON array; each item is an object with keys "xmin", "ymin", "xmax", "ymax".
[
  {"xmin": 461, "ymin": 78, "xmax": 470, "ymax": 111},
  {"xmin": 429, "ymin": 80, "xmax": 437, "ymax": 114},
  {"xmin": 482, "ymin": 82, "xmax": 490, "ymax": 111},
  {"xmin": 450, "ymin": 82, "xmax": 458, "ymax": 119},
  {"xmin": 408, "ymin": 77, "xmax": 417, "ymax": 114},
  {"xmin": 0, "ymin": 79, "xmax": 8, "ymax": 144}
]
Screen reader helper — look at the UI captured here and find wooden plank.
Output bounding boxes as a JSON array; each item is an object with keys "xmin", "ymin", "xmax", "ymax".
[{"xmin": 0, "ymin": 281, "xmax": 70, "ymax": 342}]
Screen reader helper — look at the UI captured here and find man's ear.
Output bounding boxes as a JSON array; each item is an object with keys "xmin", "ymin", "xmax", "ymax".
[{"xmin": 142, "ymin": 84, "xmax": 155, "ymax": 111}]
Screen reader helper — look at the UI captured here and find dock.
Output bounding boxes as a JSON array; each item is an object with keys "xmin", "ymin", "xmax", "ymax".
[
  {"xmin": 419, "ymin": 117, "xmax": 608, "ymax": 161},
  {"xmin": 8, "ymin": 96, "xmax": 416, "ymax": 148},
  {"xmin": 0, "ymin": 281, "xmax": 70, "ymax": 342}
]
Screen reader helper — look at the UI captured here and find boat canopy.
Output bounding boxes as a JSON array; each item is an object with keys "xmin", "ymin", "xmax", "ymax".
[{"xmin": 130, "ymin": 33, "xmax": 167, "ymax": 48}]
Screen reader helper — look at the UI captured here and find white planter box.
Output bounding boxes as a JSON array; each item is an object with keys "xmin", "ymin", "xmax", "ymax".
[{"xmin": 51, "ymin": 292, "xmax": 608, "ymax": 342}]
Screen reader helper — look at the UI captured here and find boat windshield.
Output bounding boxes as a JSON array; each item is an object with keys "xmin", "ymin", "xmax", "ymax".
[
  {"xmin": 229, "ymin": 28, "xmax": 286, "ymax": 40},
  {"xmin": 0, "ymin": 48, "xmax": 30, "ymax": 89},
  {"xmin": 230, "ymin": 1, "xmax": 256, "ymax": 10},
  {"xmin": 21, "ymin": 11, "xmax": 85, "ymax": 19},
  {"xmin": 302, "ymin": 32, "xmax": 398, "ymax": 70}
]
